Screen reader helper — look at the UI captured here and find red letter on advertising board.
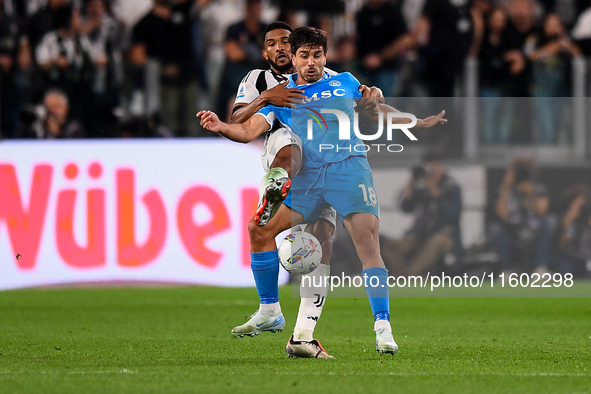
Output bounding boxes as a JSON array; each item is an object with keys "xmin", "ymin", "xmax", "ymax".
[
  {"xmin": 240, "ymin": 188, "xmax": 258, "ymax": 267},
  {"xmin": 55, "ymin": 189, "xmax": 105, "ymax": 268},
  {"xmin": 0, "ymin": 164, "xmax": 52, "ymax": 270},
  {"xmin": 117, "ymin": 169, "xmax": 167, "ymax": 267},
  {"xmin": 176, "ymin": 186, "xmax": 230, "ymax": 268}
]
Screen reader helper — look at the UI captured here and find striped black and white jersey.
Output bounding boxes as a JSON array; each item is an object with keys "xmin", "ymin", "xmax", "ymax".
[{"xmin": 232, "ymin": 67, "xmax": 337, "ymax": 110}]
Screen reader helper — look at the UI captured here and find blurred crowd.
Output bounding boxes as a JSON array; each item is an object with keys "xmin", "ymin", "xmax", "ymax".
[
  {"xmin": 374, "ymin": 154, "xmax": 591, "ymax": 279},
  {"xmin": 0, "ymin": 0, "xmax": 589, "ymax": 140}
]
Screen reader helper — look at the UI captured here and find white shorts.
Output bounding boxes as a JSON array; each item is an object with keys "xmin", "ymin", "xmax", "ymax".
[
  {"xmin": 261, "ymin": 127, "xmax": 303, "ymax": 173},
  {"xmin": 297, "ymin": 206, "xmax": 337, "ymax": 230}
]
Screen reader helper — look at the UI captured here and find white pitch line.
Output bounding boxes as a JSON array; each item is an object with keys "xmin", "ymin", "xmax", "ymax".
[
  {"xmin": 0, "ymin": 370, "xmax": 587, "ymax": 378},
  {"xmin": 0, "ymin": 369, "xmax": 137, "ymax": 375},
  {"xmin": 214, "ymin": 370, "xmax": 591, "ymax": 378}
]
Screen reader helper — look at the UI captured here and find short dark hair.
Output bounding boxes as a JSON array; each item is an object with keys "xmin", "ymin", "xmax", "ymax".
[
  {"xmin": 54, "ymin": 5, "xmax": 73, "ymax": 30},
  {"xmin": 289, "ymin": 26, "xmax": 327, "ymax": 55},
  {"xmin": 263, "ymin": 21, "xmax": 293, "ymax": 43}
]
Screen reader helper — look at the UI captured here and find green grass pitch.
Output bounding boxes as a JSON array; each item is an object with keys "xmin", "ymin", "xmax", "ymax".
[{"xmin": 0, "ymin": 286, "xmax": 590, "ymax": 393}]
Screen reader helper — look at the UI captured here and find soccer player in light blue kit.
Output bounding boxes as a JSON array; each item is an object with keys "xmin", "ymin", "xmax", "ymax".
[{"xmin": 198, "ymin": 27, "xmax": 446, "ymax": 355}]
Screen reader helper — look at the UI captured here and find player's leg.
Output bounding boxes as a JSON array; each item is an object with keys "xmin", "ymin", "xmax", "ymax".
[
  {"xmin": 287, "ymin": 213, "xmax": 335, "ymax": 358},
  {"xmin": 294, "ymin": 217, "xmax": 334, "ymax": 340},
  {"xmin": 231, "ymin": 204, "xmax": 304, "ymax": 337},
  {"xmin": 270, "ymin": 142, "xmax": 302, "ymax": 179},
  {"xmin": 343, "ymin": 212, "xmax": 397, "ymax": 355},
  {"xmin": 255, "ymin": 129, "xmax": 302, "ymax": 226},
  {"xmin": 324, "ymin": 156, "xmax": 396, "ymax": 354}
]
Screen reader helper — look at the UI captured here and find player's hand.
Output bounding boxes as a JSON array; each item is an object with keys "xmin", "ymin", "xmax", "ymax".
[
  {"xmin": 196, "ymin": 110, "xmax": 223, "ymax": 133},
  {"xmin": 356, "ymin": 85, "xmax": 385, "ymax": 112},
  {"xmin": 416, "ymin": 110, "xmax": 446, "ymax": 129},
  {"xmin": 262, "ymin": 81, "xmax": 306, "ymax": 108}
]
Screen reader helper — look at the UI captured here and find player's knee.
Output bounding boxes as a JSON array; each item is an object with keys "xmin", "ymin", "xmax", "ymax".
[
  {"xmin": 271, "ymin": 147, "xmax": 293, "ymax": 176},
  {"xmin": 313, "ymin": 222, "xmax": 334, "ymax": 243},
  {"xmin": 319, "ymin": 236, "xmax": 333, "ymax": 265},
  {"xmin": 248, "ymin": 219, "xmax": 269, "ymax": 247},
  {"xmin": 308, "ymin": 221, "xmax": 334, "ymax": 257},
  {"xmin": 319, "ymin": 231, "xmax": 334, "ymax": 254}
]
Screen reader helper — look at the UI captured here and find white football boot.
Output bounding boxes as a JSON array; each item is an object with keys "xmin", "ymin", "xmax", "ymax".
[
  {"xmin": 231, "ymin": 310, "xmax": 285, "ymax": 337},
  {"xmin": 285, "ymin": 336, "xmax": 334, "ymax": 359},
  {"xmin": 375, "ymin": 327, "xmax": 398, "ymax": 355}
]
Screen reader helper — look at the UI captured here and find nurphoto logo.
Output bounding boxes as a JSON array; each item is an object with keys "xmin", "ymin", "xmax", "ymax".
[{"xmin": 304, "ymin": 109, "xmax": 418, "ymax": 153}]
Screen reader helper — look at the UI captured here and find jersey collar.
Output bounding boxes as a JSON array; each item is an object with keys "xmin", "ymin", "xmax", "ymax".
[
  {"xmin": 270, "ymin": 68, "xmax": 288, "ymax": 83},
  {"xmin": 287, "ymin": 71, "xmax": 331, "ymax": 88}
]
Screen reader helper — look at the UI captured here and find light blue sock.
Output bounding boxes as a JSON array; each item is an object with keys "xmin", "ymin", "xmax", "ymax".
[
  {"xmin": 362, "ymin": 267, "xmax": 390, "ymax": 321},
  {"xmin": 251, "ymin": 250, "xmax": 280, "ymax": 304}
]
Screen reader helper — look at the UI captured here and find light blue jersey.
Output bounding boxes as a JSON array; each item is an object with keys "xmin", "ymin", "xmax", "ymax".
[
  {"xmin": 256, "ymin": 71, "xmax": 363, "ymax": 171},
  {"xmin": 255, "ymin": 70, "xmax": 380, "ymax": 223}
]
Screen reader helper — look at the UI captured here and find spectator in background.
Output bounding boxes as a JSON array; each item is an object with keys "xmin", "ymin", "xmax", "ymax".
[
  {"xmin": 131, "ymin": 0, "xmax": 206, "ymax": 137},
  {"xmin": 571, "ymin": 0, "xmax": 591, "ymax": 55},
  {"xmin": 382, "ymin": 152, "xmax": 463, "ymax": 276},
  {"xmin": 22, "ymin": 0, "xmax": 71, "ymax": 102},
  {"xmin": 355, "ymin": 0, "xmax": 410, "ymax": 97},
  {"xmin": 555, "ymin": 186, "xmax": 591, "ymax": 278},
  {"xmin": 528, "ymin": 13, "xmax": 581, "ymax": 144},
  {"xmin": 326, "ymin": 35, "xmax": 363, "ymax": 77},
  {"xmin": 18, "ymin": 89, "xmax": 85, "ymax": 138},
  {"xmin": 488, "ymin": 157, "xmax": 557, "ymax": 274},
  {"xmin": 80, "ymin": 0, "xmax": 124, "ymax": 137},
  {"xmin": 36, "ymin": 5, "xmax": 102, "ymax": 122},
  {"xmin": 411, "ymin": 0, "xmax": 476, "ymax": 96},
  {"xmin": 26, "ymin": 0, "xmax": 69, "ymax": 52},
  {"xmin": 0, "ymin": 0, "xmax": 30, "ymax": 137},
  {"xmin": 479, "ymin": 7, "xmax": 515, "ymax": 144},
  {"xmin": 217, "ymin": 0, "xmax": 266, "ymax": 121},
  {"xmin": 538, "ymin": 0, "xmax": 588, "ymax": 29},
  {"xmin": 504, "ymin": 0, "xmax": 537, "ymax": 97}
]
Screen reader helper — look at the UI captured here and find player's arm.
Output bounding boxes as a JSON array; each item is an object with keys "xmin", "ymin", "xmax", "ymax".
[
  {"xmin": 231, "ymin": 82, "xmax": 306, "ymax": 124},
  {"xmin": 356, "ymin": 85, "xmax": 385, "ymax": 112},
  {"xmin": 197, "ymin": 110, "xmax": 270, "ymax": 143},
  {"xmin": 360, "ymin": 102, "xmax": 447, "ymax": 129}
]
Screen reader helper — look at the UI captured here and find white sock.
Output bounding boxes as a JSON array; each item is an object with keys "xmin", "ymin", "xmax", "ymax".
[
  {"xmin": 374, "ymin": 319, "xmax": 392, "ymax": 332},
  {"xmin": 260, "ymin": 302, "xmax": 281, "ymax": 315},
  {"xmin": 293, "ymin": 264, "xmax": 329, "ymax": 341}
]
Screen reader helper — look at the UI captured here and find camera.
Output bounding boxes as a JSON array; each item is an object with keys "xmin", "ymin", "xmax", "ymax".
[{"xmin": 19, "ymin": 105, "xmax": 46, "ymax": 138}]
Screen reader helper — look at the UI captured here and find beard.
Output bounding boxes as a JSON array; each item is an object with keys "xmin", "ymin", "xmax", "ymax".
[
  {"xmin": 268, "ymin": 55, "xmax": 293, "ymax": 74},
  {"xmin": 302, "ymin": 68, "xmax": 321, "ymax": 83}
]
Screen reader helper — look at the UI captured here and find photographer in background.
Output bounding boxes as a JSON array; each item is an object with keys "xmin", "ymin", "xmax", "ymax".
[
  {"xmin": 488, "ymin": 157, "xmax": 557, "ymax": 274},
  {"xmin": 554, "ymin": 186, "xmax": 591, "ymax": 278},
  {"xmin": 382, "ymin": 152, "xmax": 463, "ymax": 276},
  {"xmin": 35, "ymin": 5, "xmax": 102, "ymax": 122},
  {"xmin": 17, "ymin": 89, "xmax": 84, "ymax": 138}
]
